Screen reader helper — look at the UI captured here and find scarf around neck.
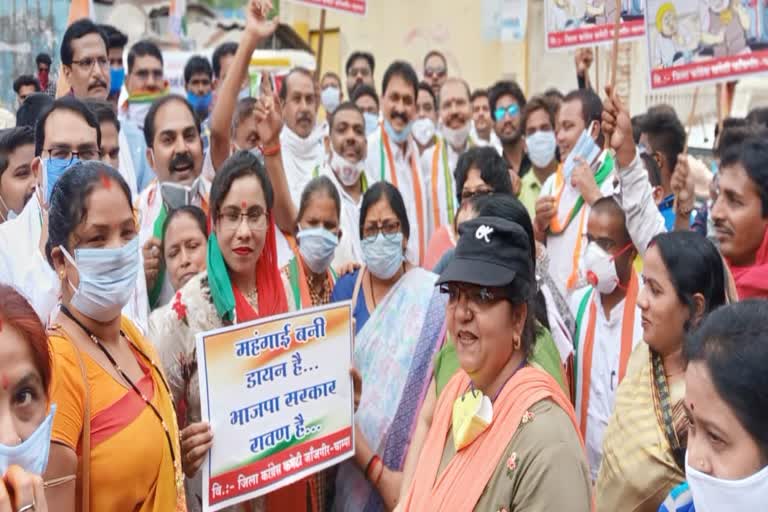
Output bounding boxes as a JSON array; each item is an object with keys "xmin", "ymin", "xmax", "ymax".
[{"xmin": 728, "ymin": 225, "xmax": 768, "ymax": 299}]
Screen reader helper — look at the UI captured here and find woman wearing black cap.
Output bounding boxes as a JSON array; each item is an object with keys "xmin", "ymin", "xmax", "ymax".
[{"xmin": 400, "ymin": 216, "xmax": 591, "ymax": 511}]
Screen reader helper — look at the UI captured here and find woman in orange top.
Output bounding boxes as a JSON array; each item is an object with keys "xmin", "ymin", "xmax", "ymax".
[
  {"xmin": 43, "ymin": 161, "xmax": 185, "ymax": 511},
  {"xmin": 400, "ymin": 216, "xmax": 591, "ymax": 511}
]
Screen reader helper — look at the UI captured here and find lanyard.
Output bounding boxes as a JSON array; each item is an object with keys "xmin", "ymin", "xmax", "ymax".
[
  {"xmin": 378, "ymin": 128, "xmax": 426, "ymax": 264},
  {"xmin": 430, "ymin": 139, "xmax": 456, "ymax": 229},
  {"xmin": 574, "ymin": 271, "xmax": 638, "ymax": 438}
]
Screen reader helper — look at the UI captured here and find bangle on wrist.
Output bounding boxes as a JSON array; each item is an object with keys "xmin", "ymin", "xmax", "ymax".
[
  {"xmin": 365, "ymin": 454, "xmax": 380, "ymax": 480},
  {"xmin": 262, "ymin": 141, "xmax": 281, "ymax": 157},
  {"xmin": 373, "ymin": 462, "xmax": 385, "ymax": 486}
]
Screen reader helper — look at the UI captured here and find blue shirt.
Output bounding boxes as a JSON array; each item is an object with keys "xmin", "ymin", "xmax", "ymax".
[
  {"xmin": 659, "ymin": 194, "xmax": 695, "ymax": 231},
  {"xmin": 122, "ymin": 120, "xmax": 156, "ymax": 192},
  {"xmin": 331, "ymin": 269, "xmax": 369, "ymax": 334}
]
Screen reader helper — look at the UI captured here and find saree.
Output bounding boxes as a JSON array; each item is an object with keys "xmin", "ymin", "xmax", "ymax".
[
  {"xmin": 401, "ymin": 367, "xmax": 581, "ymax": 511},
  {"xmin": 596, "ymin": 342, "xmax": 686, "ymax": 512},
  {"xmin": 49, "ymin": 316, "xmax": 185, "ymax": 511},
  {"xmin": 334, "ymin": 267, "xmax": 447, "ymax": 511}
]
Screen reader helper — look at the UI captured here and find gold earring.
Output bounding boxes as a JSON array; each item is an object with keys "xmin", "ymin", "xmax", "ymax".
[{"xmin": 513, "ymin": 336, "xmax": 521, "ymax": 351}]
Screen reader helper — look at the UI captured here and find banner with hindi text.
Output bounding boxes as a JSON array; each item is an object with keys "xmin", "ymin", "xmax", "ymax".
[
  {"xmin": 196, "ymin": 302, "xmax": 355, "ymax": 511},
  {"xmin": 645, "ymin": 0, "xmax": 768, "ymax": 89},
  {"xmin": 545, "ymin": 0, "xmax": 646, "ymax": 50}
]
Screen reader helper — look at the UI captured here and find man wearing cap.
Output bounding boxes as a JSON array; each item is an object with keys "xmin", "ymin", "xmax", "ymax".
[
  {"xmin": 569, "ymin": 196, "xmax": 643, "ymax": 483},
  {"xmin": 403, "ymin": 216, "xmax": 591, "ymax": 510}
]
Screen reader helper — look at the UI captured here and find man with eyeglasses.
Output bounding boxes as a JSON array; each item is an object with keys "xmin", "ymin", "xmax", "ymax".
[
  {"xmin": 60, "ymin": 19, "xmax": 111, "ymax": 100},
  {"xmin": 345, "ymin": 51, "xmax": 375, "ymax": 98},
  {"xmin": 423, "ymin": 50, "xmax": 448, "ymax": 98},
  {"xmin": 420, "ymin": 77, "xmax": 474, "ymax": 238},
  {"xmin": 489, "ymin": 80, "xmax": 529, "ymax": 183},
  {"xmin": 0, "ymin": 97, "xmax": 145, "ymax": 327}
]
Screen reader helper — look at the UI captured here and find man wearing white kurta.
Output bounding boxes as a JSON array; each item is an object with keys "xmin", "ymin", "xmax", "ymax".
[
  {"xmin": 0, "ymin": 97, "xmax": 148, "ymax": 330},
  {"xmin": 318, "ymin": 102, "xmax": 369, "ymax": 266},
  {"xmin": 420, "ymin": 77, "xmax": 473, "ymax": 239},
  {"xmin": 137, "ymin": 95, "xmax": 210, "ymax": 309},
  {"xmin": 535, "ymin": 90, "xmax": 616, "ymax": 295},
  {"xmin": 279, "ymin": 68, "xmax": 326, "ymax": 206},
  {"xmin": 569, "ymin": 197, "xmax": 643, "ymax": 482},
  {"xmin": 365, "ymin": 61, "xmax": 428, "ymax": 265}
]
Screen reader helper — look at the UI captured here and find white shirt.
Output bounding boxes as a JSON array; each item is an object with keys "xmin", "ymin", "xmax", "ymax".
[
  {"xmin": 0, "ymin": 194, "xmax": 149, "ymax": 332},
  {"xmin": 280, "ymin": 125, "xmax": 326, "ymax": 206},
  {"xmin": 570, "ymin": 284, "xmax": 643, "ymax": 481},
  {"xmin": 540, "ymin": 152, "xmax": 616, "ymax": 296},
  {"xmin": 365, "ymin": 127, "xmax": 429, "ymax": 265},
  {"xmin": 136, "ymin": 177, "xmax": 212, "ymax": 308},
  {"xmin": 420, "ymin": 136, "xmax": 467, "ymax": 240},
  {"xmin": 614, "ymin": 151, "xmax": 668, "ymax": 258},
  {"xmin": 318, "ymin": 162, "xmax": 363, "ymax": 266}
]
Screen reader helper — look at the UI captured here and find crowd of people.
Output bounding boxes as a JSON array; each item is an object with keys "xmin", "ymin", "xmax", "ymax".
[{"xmin": 1, "ymin": 0, "xmax": 767, "ymax": 510}]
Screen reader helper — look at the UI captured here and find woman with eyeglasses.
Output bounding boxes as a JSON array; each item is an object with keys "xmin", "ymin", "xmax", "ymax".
[
  {"xmin": 596, "ymin": 231, "xmax": 727, "ymax": 512},
  {"xmin": 332, "ymin": 182, "xmax": 448, "ymax": 510},
  {"xmin": 659, "ymin": 300, "xmax": 768, "ymax": 512},
  {"xmin": 42, "ymin": 161, "xmax": 185, "ymax": 511},
  {"xmin": 0, "ymin": 285, "xmax": 53, "ymax": 512},
  {"xmin": 151, "ymin": 150, "xmax": 338, "ymax": 511},
  {"xmin": 424, "ymin": 147, "xmax": 513, "ymax": 271},
  {"xmin": 400, "ymin": 216, "xmax": 591, "ymax": 511}
]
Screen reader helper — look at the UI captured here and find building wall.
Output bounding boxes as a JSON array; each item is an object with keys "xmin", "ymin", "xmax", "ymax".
[{"xmin": 280, "ymin": 0, "xmax": 528, "ymax": 94}]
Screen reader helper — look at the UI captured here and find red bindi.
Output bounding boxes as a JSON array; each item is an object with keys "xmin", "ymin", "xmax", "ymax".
[
  {"xmin": 1, "ymin": 375, "xmax": 8, "ymax": 391},
  {"xmin": 241, "ymin": 200, "xmax": 247, "ymax": 210},
  {"xmin": 100, "ymin": 172, "xmax": 112, "ymax": 189}
]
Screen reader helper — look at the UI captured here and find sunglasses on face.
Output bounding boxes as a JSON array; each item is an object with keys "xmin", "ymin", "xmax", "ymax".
[
  {"xmin": 425, "ymin": 67, "xmax": 446, "ymax": 78},
  {"xmin": 494, "ymin": 104, "xmax": 520, "ymax": 121}
]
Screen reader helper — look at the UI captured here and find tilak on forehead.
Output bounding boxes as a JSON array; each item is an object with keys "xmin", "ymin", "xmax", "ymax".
[
  {"xmin": 100, "ymin": 171, "xmax": 112, "ymax": 189},
  {"xmin": 241, "ymin": 200, "xmax": 247, "ymax": 210}
]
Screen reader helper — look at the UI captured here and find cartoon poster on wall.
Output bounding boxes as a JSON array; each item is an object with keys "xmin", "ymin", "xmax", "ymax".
[
  {"xmin": 647, "ymin": 0, "xmax": 768, "ymax": 89},
  {"xmin": 545, "ymin": 0, "xmax": 646, "ymax": 50}
]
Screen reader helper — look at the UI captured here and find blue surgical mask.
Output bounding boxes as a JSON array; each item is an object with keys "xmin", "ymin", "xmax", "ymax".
[
  {"xmin": 0, "ymin": 405, "xmax": 56, "ymax": 475},
  {"xmin": 61, "ymin": 237, "xmax": 140, "ymax": 322},
  {"xmin": 44, "ymin": 157, "xmax": 79, "ymax": 204},
  {"xmin": 321, "ymin": 86, "xmax": 341, "ymax": 114},
  {"xmin": 364, "ymin": 112, "xmax": 379, "ymax": 136},
  {"xmin": 362, "ymin": 232, "xmax": 404, "ymax": 279},
  {"xmin": 297, "ymin": 227, "xmax": 339, "ymax": 274},
  {"xmin": 109, "ymin": 67, "xmax": 125, "ymax": 97},
  {"xmin": 383, "ymin": 118, "xmax": 413, "ymax": 145},
  {"xmin": 187, "ymin": 91, "xmax": 213, "ymax": 115},
  {"xmin": 562, "ymin": 122, "xmax": 600, "ymax": 180}
]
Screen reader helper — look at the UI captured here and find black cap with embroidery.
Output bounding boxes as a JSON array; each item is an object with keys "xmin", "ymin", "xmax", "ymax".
[{"xmin": 436, "ymin": 216, "xmax": 533, "ymax": 288}]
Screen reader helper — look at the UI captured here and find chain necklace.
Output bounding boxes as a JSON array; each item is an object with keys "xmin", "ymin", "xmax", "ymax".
[
  {"xmin": 306, "ymin": 271, "xmax": 332, "ymax": 306},
  {"xmin": 59, "ymin": 305, "xmax": 184, "ymax": 494}
]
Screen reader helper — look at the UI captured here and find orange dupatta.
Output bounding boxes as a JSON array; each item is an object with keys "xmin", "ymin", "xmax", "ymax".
[
  {"xmin": 577, "ymin": 271, "xmax": 639, "ymax": 437},
  {"xmin": 401, "ymin": 367, "xmax": 582, "ymax": 511}
]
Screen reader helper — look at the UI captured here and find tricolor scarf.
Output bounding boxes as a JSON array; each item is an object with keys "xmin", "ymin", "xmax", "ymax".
[
  {"xmin": 728, "ymin": 226, "xmax": 768, "ymax": 300},
  {"xmin": 206, "ymin": 214, "xmax": 287, "ymax": 323}
]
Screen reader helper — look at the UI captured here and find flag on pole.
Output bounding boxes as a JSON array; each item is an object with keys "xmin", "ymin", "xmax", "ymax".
[{"xmin": 168, "ymin": 0, "xmax": 188, "ymax": 39}]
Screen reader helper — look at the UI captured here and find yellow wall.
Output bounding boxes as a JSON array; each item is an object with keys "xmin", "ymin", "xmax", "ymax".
[{"xmin": 283, "ymin": 0, "xmax": 528, "ymax": 95}]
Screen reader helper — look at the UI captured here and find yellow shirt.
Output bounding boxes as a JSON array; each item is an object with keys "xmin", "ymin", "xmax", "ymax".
[{"xmin": 518, "ymin": 171, "xmax": 543, "ymax": 219}]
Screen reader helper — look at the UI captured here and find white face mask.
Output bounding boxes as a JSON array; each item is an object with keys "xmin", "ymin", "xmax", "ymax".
[
  {"xmin": 686, "ymin": 453, "xmax": 768, "ymax": 512},
  {"xmin": 411, "ymin": 118, "xmax": 436, "ymax": 146},
  {"xmin": 159, "ymin": 177, "xmax": 202, "ymax": 211},
  {"xmin": 330, "ymin": 148, "xmax": 364, "ymax": 187},
  {"xmin": 0, "ymin": 194, "xmax": 18, "ymax": 221},
  {"xmin": 441, "ymin": 121, "xmax": 471, "ymax": 150},
  {"xmin": 582, "ymin": 241, "xmax": 631, "ymax": 294},
  {"xmin": 526, "ymin": 130, "xmax": 557, "ymax": 168},
  {"xmin": 282, "ymin": 125, "xmax": 322, "ymax": 156},
  {"xmin": 562, "ymin": 121, "xmax": 600, "ymax": 180},
  {"xmin": 0, "ymin": 405, "xmax": 56, "ymax": 475},
  {"xmin": 321, "ymin": 86, "xmax": 341, "ymax": 114},
  {"xmin": 61, "ymin": 237, "xmax": 140, "ymax": 322}
]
